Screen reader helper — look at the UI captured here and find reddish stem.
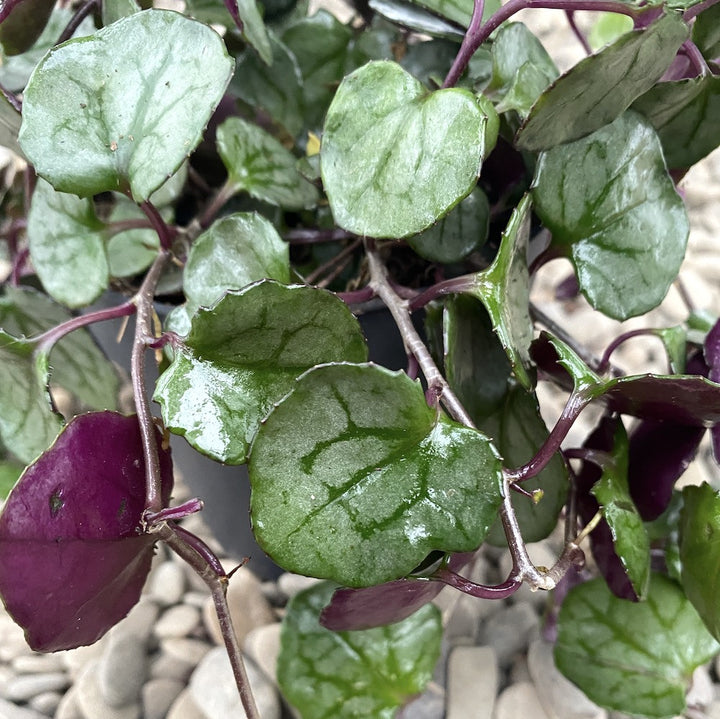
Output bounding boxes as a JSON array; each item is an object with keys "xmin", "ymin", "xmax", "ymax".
[
  {"xmin": 565, "ymin": 10, "xmax": 592, "ymax": 54},
  {"xmin": 432, "ymin": 567, "xmax": 521, "ymax": 599},
  {"xmin": 56, "ymin": 0, "xmax": 98, "ymax": 44},
  {"xmin": 408, "ymin": 274, "xmax": 476, "ymax": 312},
  {"xmin": 139, "ymin": 201, "xmax": 175, "ymax": 251}
]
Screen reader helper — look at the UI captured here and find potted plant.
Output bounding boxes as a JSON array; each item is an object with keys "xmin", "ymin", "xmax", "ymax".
[{"xmin": 0, "ymin": 0, "xmax": 719, "ymax": 715}]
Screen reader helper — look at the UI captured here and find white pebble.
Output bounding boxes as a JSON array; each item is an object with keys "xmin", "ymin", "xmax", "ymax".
[{"xmin": 154, "ymin": 604, "xmax": 200, "ymax": 639}]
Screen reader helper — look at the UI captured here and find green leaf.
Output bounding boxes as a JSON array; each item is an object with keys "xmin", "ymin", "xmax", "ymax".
[
  {"xmin": 231, "ymin": 32, "xmax": 304, "ymax": 138},
  {"xmin": 0, "ymin": 332, "xmax": 63, "ymax": 464},
  {"xmin": 516, "ymin": 13, "xmax": 688, "ymax": 152},
  {"xmin": 489, "ymin": 23, "xmax": 558, "ymax": 118},
  {"xmin": 321, "ymin": 60, "xmax": 495, "ymax": 238},
  {"xmin": 471, "ymin": 194, "xmax": 534, "ymax": 389},
  {"xmin": 0, "ymin": 92, "xmax": 23, "ymax": 156},
  {"xmin": 20, "ymin": 9, "xmax": 233, "ymax": 201},
  {"xmin": 484, "ymin": 386, "xmax": 568, "ymax": 545},
  {"xmin": 101, "ymin": 0, "xmax": 140, "ymax": 25},
  {"xmin": 216, "ymin": 117, "xmax": 318, "ymax": 210},
  {"xmin": 413, "ymin": 0, "xmax": 498, "ymax": 27},
  {"xmin": 537, "ymin": 332, "xmax": 602, "ymax": 391},
  {"xmin": 633, "ymin": 74, "xmax": 720, "ymax": 170},
  {"xmin": 237, "ymin": 0, "xmax": 273, "ymax": 65},
  {"xmin": 654, "ymin": 326, "xmax": 686, "ymax": 374},
  {"xmin": 591, "ymin": 421, "xmax": 650, "ymax": 599},
  {"xmin": 183, "ymin": 212, "xmax": 290, "ymax": 316},
  {"xmin": 409, "ymin": 187, "xmax": 489, "ymax": 263},
  {"xmin": 27, "ymin": 179, "xmax": 108, "ymax": 308},
  {"xmin": 106, "ymin": 199, "xmax": 161, "ymax": 278},
  {"xmin": 680, "ymin": 483, "xmax": 720, "ymax": 642},
  {"xmin": 400, "ymin": 38, "xmax": 461, "ymax": 86},
  {"xmin": 0, "ymin": 8, "xmax": 94, "ymax": 93},
  {"xmin": 368, "ymin": 0, "xmax": 465, "ymax": 40},
  {"xmin": 443, "ymin": 294, "xmax": 511, "ymax": 424},
  {"xmin": 278, "ymin": 581, "xmax": 442, "ymax": 719},
  {"xmin": 555, "ymin": 574, "xmax": 719, "ymax": 718},
  {"xmin": 693, "ymin": 2, "xmax": 720, "ymax": 58},
  {"xmin": 155, "ymin": 282, "xmax": 368, "ymax": 464},
  {"xmin": 249, "ymin": 363, "xmax": 504, "ymax": 587},
  {"xmin": 0, "ymin": 0, "xmax": 54, "ymax": 57},
  {"xmin": 0, "ymin": 286, "xmax": 119, "ymax": 411},
  {"xmin": 588, "ymin": 12, "xmax": 633, "ymax": 51},
  {"xmin": 0, "ymin": 458, "xmax": 23, "ymax": 500},
  {"xmin": 532, "ymin": 111, "xmax": 689, "ymax": 320}
]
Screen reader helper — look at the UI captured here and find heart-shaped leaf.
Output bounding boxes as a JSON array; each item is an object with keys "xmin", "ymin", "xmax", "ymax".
[
  {"xmin": 0, "ymin": 412, "xmax": 173, "ymax": 651},
  {"xmin": 633, "ymin": 74, "xmax": 720, "ymax": 170},
  {"xmin": 320, "ymin": 552, "xmax": 474, "ymax": 631},
  {"xmin": 155, "ymin": 281, "xmax": 368, "ymax": 464},
  {"xmin": 321, "ymin": 60, "xmax": 495, "ymax": 238},
  {"xmin": 408, "ymin": 187, "xmax": 489, "ymax": 263},
  {"xmin": 590, "ymin": 421, "xmax": 650, "ymax": 600},
  {"xmin": 471, "ymin": 194, "xmax": 534, "ymax": 388},
  {"xmin": 278, "ymin": 581, "xmax": 442, "ymax": 719},
  {"xmin": 183, "ymin": 212, "xmax": 290, "ymax": 316},
  {"xmin": 532, "ymin": 111, "xmax": 689, "ymax": 320},
  {"xmin": 0, "ymin": 332, "xmax": 63, "ymax": 464},
  {"xmin": 680, "ymin": 483, "xmax": 720, "ymax": 641},
  {"xmin": 249, "ymin": 363, "xmax": 504, "ymax": 587},
  {"xmin": 0, "ymin": 286, "xmax": 119, "ymax": 412},
  {"xmin": 216, "ymin": 117, "xmax": 318, "ymax": 210},
  {"xmin": 19, "ymin": 9, "xmax": 233, "ymax": 201},
  {"xmin": 516, "ymin": 13, "xmax": 688, "ymax": 151},
  {"xmin": 27, "ymin": 179, "xmax": 108, "ymax": 308},
  {"xmin": 555, "ymin": 573, "xmax": 719, "ymax": 718}
]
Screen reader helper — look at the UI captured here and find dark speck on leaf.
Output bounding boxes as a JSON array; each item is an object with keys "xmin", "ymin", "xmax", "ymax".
[{"xmin": 49, "ymin": 488, "xmax": 64, "ymax": 518}]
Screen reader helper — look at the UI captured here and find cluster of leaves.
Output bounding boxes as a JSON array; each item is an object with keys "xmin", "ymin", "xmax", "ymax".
[{"xmin": 0, "ymin": 0, "xmax": 719, "ymax": 716}]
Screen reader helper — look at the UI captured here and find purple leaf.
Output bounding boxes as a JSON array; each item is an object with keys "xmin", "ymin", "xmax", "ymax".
[
  {"xmin": 628, "ymin": 420, "xmax": 704, "ymax": 521},
  {"xmin": 320, "ymin": 553, "xmax": 474, "ymax": 631},
  {"xmin": 0, "ymin": 412, "xmax": 173, "ymax": 652},
  {"xmin": 705, "ymin": 319, "xmax": 720, "ymax": 464}
]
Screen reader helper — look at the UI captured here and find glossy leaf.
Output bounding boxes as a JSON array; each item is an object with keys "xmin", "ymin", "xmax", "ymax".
[
  {"xmin": 692, "ymin": 2, "xmax": 720, "ymax": 58},
  {"xmin": 20, "ymin": 10, "xmax": 233, "ymax": 201},
  {"xmin": 516, "ymin": 13, "xmax": 688, "ymax": 152},
  {"xmin": 555, "ymin": 574, "xmax": 719, "ymax": 718},
  {"xmin": 320, "ymin": 552, "xmax": 474, "ymax": 631},
  {"xmin": 679, "ymin": 483, "xmax": 720, "ymax": 641},
  {"xmin": 278, "ymin": 581, "xmax": 442, "ymax": 719},
  {"xmin": 628, "ymin": 419, "xmax": 704, "ymax": 521},
  {"xmin": 489, "ymin": 22, "xmax": 558, "ymax": 118},
  {"xmin": 443, "ymin": 294, "xmax": 511, "ymax": 423},
  {"xmin": 633, "ymin": 74, "xmax": 720, "ymax": 170},
  {"xmin": 249, "ymin": 363, "xmax": 504, "ymax": 587},
  {"xmin": 531, "ymin": 332, "xmax": 601, "ymax": 391},
  {"xmin": 0, "ymin": 412, "xmax": 173, "ymax": 651},
  {"xmin": 655, "ymin": 326, "xmax": 686, "ymax": 374},
  {"xmin": 0, "ymin": 332, "xmax": 62, "ymax": 464},
  {"xmin": 216, "ymin": 117, "xmax": 318, "ymax": 209},
  {"xmin": 27, "ymin": 179, "xmax": 108, "ymax": 308},
  {"xmin": 237, "ymin": 0, "xmax": 272, "ymax": 65},
  {"xmin": 0, "ymin": 286, "xmax": 119, "ymax": 411},
  {"xmin": 533, "ymin": 111, "xmax": 689, "ymax": 320},
  {"xmin": 483, "ymin": 386, "xmax": 568, "ymax": 545},
  {"xmin": 0, "ymin": 92, "xmax": 22, "ymax": 156},
  {"xmin": 0, "ymin": 8, "xmax": 94, "ymax": 93},
  {"xmin": 368, "ymin": 0, "xmax": 464, "ymax": 40},
  {"xmin": 471, "ymin": 194, "xmax": 534, "ymax": 389},
  {"xmin": 321, "ymin": 60, "xmax": 495, "ymax": 238},
  {"xmin": 413, "ymin": 0, "xmax": 498, "ymax": 27},
  {"xmin": 155, "ymin": 282, "xmax": 368, "ymax": 464},
  {"xmin": 590, "ymin": 421, "xmax": 650, "ymax": 599},
  {"xmin": 231, "ymin": 33, "xmax": 304, "ymax": 138},
  {"xmin": 408, "ymin": 187, "xmax": 489, "ymax": 263},
  {"xmin": 183, "ymin": 213, "xmax": 290, "ymax": 316}
]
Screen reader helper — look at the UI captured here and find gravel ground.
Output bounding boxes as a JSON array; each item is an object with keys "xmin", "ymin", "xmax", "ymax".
[{"xmin": 1, "ymin": 6, "xmax": 719, "ymax": 719}]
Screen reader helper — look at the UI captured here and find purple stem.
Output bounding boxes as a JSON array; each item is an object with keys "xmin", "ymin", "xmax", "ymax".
[
  {"xmin": 168, "ymin": 523, "xmax": 227, "ymax": 578},
  {"xmin": 10, "ymin": 247, "xmax": 29, "ymax": 287},
  {"xmin": 442, "ymin": 0, "xmax": 639, "ymax": 88},
  {"xmin": 34, "ymin": 300, "xmax": 136, "ymax": 354},
  {"xmin": 505, "ymin": 389, "xmax": 591, "ymax": 483},
  {"xmin": 223, "ymin": 0, "xmax": 244, "ymax": 33},
  {"xmin": 198, "ymin": 181, "xmax": 235, "ymax": 230},
  {"xmin": 682, "ymin": 39, "xmax": 711, "ymax": 77},
  {"xmin": 432, "ymin": 567, "xmax": 521, "ymax": 599},
  {"xmin": 565, "ymin": 10, "xmax": 592, "ymax": 55},
  {"xmin": 56, "ymin": 0, "xmax": 98, "ymax": 44},
  {"xmin": 305, "ymin": 238, "xmax": 362, "ymax": 285},
  {"xmin": 105, "ymin": 218, "xmax": 155, "ymax": 238},
  {"xmin": 408, "ymin": 274, "xmax": 476, "ymax": 312},
  {"xmin": 144, "ymin": 498, "xmax": 205, "ymax": 525},
  {"xmin": 0, "ymin": 82, "xmax": 21, "ymax": 113},
  {"xmin": 285, "ymin": 228, "xmax": 356, "ymax": 244},
  {"xmin": 132, "ymin": 250, "xmax": 171, "ymax": 514},
  {"xmin": 139, "ymin": 201, "xmax": 175, "ymax": 251},
  {"xmin": 597, "ymin": 328, "xmax": 658, "ymax": 374},
  {"xmin": 145, "ymin": 331, "xmax": 182, "ymax": 350},
  {"xmin": 564, "ymin": 447, "xmax": 613, "ymax": 468},
  {"xmin": 336, "ymin": 286, "xmax": 376, "ymax": 305},
  {"xmin": 684, "ymin": 0, "xmax": 720, "ymax": 20}
]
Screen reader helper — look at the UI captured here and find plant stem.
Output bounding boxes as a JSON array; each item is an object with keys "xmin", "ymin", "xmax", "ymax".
[
  {"xmin": 443, "ymin": 0, "xmax": 638, "ymax": 88},
  {"xmin": 158, "ymin": 524, "xmax": 260, "ymax": 719},
  {"xmin": 139, "ymin": 201, "xmax": 175, "ymax": 251},
  {"xmin": 105, "ymin": 218, "xmax": 156, "ymax": 238},
  {"xmin": 432, "ymin": 567, "xmax": 520, "ymax": 598},
  {"xmin": 336, "ymin": 286, "xmax": 376, "ymax": 305},
  {"xmin": 565, "ymin": 10, "xmax": 592, "ymax": 54},
  {"xmin": 408, "ymin": 274, "xmax": 476, "ymax": 312},
  {"xmin": 305, "ymin": 238, "xmax": 362, "ymax": 285},
  {"xmin": 198, "ymin": 181, "xmax": 235, "ymax": 230},
  {"xmin": 10, "ymin": 247, "xmax": 29, "ymax": 287},
  {"xmin": 596, "ymin": 328, "xmax": 656, "ymax": 374},
  {"xmin": 285, "ymin": 227, "xmax": 357, "ymax": 244},
  {"xmin": 365, "ymin": 239, "xmax": 474, "ymax": 426},
  {"xmin": 0, "ymin": 82, "xmax": 21, "ymax": 113},
  {"xmin": 504, "ymin": 389, "xmax": 590, "ymax": 482},
  {"xmin": 34, "ymin": 300, "xmax": 136, "ymax": 354},
  {"xmin": 684, "ymin": 0, "xmax": 720, "ymax": 20},
  {"xmin": 132, "ymin": 250, "xmax": 170, "ymax": 514},
  {"xmin": 682, "ymin": 39, "xmax": 710, "ymax": 76},
  {"xmin": 56, "ymin": 0, "xmax": 98, "ymax": 44}
]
